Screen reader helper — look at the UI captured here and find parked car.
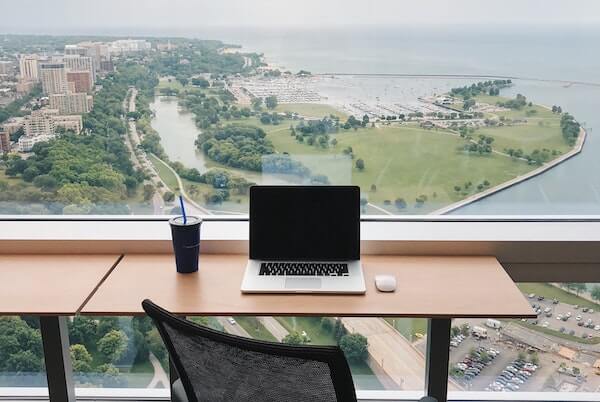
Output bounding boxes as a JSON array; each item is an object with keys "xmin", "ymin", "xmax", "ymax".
[
  {"xmin": 228, "ymin": 317, "xmax": 236, "ymax": 325},
  {"xmin": 576, "ymin": 315, "xmax": 583, "ymax": 321},
  {"xmin": 537, "ymin": 295, "xmax": 545, "ymax": 301},
  {"xmin": 552, "ymin": 298, "xmax": 559, "ymax": 304},
  {"xmin": 528, "ymin": 293, "xmax": 536, "ymax": 299},
  {"xmin": 582, "ymin": 307, "xmax": 589, "ymax": 312}
]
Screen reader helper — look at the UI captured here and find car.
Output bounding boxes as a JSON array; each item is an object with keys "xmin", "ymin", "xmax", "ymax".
[
  {"xmin": 553, "ymin": 298, "xmax": 559, "ymax": 304},
  {"xmin": 578, "ymin": 321, "xmax": 585, "ymax": 326},
  {"xmin": 556, "ymin": 314, "xmax": 562, "ymax": 320},
  {"xmin": 586, "ymin": 322, "xmax": 594, "ymax": 328},
  {"xmin": 516, "ymin": 374, "xmax": 529, "ymax": 381},
  {"xmin": 566, "ymin": 312, "xmax": 572, "ymax": 318},
  {"xmin": 537, "ymin": 295, "xmax": 545, "ymax": 301},
  {"xmin": 561, "ymin": 315, "xmax": 568, "ymax": 321},
  {"xmin": 528, "ymin": 293, "xmax": 536, "ymax": 299},
  {"xmin": 542, "ymin": 321, "xmax": 549, "ymax": 327},
  {"xmin": 576, "ymin": 315, "xmax": 583, "ymax": 321},
  {"xmin": 456, "ymin": 363, "xmax": 468, "ymax": 370},
  {"xmin": 569, "ymin": 329, "xmax": 576, "ymax": 335},
  {"xmin": 546, "ymin": 312, "xmax": 553, "ymax": 318},
  {"xmin": 511, "ymin": 377, "xmax": 524, "ymax": 384},
  {"xmin": 582, "ymin": 307, "xmax": 589, "ymax": 312},
  {"xmin": 595, "ymin": 325, "xmax": 600, "ymax": 331},
  {"xmin": 450, "ymin": 341, "xmax": 459, "ymax": 347},
  {"xmin": 531, "ymin": 320, "xmax": 538, "ymax": 325},
  {"xmin": 544, "ymin": 307, "xmax": 552, "ymax": 313},
  {"xmin": 587, "ymin": 334, "xmax": 594, "ymax": 339},
  {"xmin": 506, "ymin": 383, "xmax": 520, "ymax": 391},
  {"xmin": 227, "ymin": 317, "xmax": 236, "ymax": 325},
  {"xmin": 574, "ymin": 305, "xmax": 579, "ymax": 309},
  {"xmin": 582, "ymin": 333, "xmax": 588, "ymax": 338},
  {"xmin": 590, "ymin": 309, "xmax": 595, "ymax": 313},
  {"xmin": 560, "ymin": 327, "xmax": 566, "ymax": 333}
]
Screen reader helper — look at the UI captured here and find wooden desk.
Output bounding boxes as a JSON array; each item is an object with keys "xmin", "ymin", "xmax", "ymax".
[
  {"xmin": 82, "ymin": 254, "xmax": 534, "ymax": 318},
  {"xmin": 0, "ymin": 254, "xmax": 121, "ymax": 402},
  {"xmin": 82, "ymin": 254, "xmax": 534, "ymax": 402}
]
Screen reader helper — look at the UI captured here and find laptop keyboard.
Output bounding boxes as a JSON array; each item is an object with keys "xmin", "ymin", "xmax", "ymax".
[{"xmin": 259, "ymin": 262, "xmax": 349, "ymax": 276}]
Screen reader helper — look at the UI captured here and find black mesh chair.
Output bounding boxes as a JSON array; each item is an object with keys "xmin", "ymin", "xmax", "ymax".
[{"xmin": 142, "ymin": 299, "xmax": 358, "ymax": 402}]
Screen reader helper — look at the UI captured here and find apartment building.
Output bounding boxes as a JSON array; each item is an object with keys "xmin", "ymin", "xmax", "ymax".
[
  {"xmin": 49, "ymin": 92, "xmax": 93, "ymax": 114},
  {"xmin": 18, "ymin": 55, "xmax": 41, "ymax": 82},
  {"xmin": 66, "ymin": 70, "xmax": 93, "ymax": 93},
  {"xmin": 39, "ymin": 63, "xmax": 68, "ymax": 95}
]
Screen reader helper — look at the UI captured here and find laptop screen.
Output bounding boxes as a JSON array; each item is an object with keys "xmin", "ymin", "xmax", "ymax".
[{"xmin": 249, "ymin": 186, "xmax": 360, "ymax": 261}]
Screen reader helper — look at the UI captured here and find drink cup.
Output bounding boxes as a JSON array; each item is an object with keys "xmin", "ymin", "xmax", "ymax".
[{"xmin": 169, "ymin": 216, "xmax": 202, "ymax": 273}]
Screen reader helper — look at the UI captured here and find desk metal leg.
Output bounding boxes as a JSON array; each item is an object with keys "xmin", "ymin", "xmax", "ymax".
[
  {"xmin": 425, "ymin": 318, "xmax": 451, "ymax": 402},
  {"xmin": 40, "ymin": 316, "xmax": 75, "ymax": 402}
]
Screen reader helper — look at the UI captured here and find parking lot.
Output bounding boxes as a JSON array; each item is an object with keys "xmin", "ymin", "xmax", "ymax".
[{"xmin": 525, "ymin": 294, "xmax": 600, "ymax": 339}]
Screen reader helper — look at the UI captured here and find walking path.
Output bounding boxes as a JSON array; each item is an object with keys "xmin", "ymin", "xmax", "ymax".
[{"xmin": 147, "ymin": 352, "xmax": 169, "ymax": 389}]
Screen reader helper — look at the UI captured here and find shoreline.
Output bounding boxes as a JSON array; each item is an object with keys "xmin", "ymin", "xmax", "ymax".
[{"xmin": 431, "ymin": 126, "xmax": 587, "ymax": 215}]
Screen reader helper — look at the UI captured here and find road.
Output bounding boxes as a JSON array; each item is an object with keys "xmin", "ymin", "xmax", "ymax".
[
  {"xmin": 343, "ymin": 317, "xmax": 437, "ymax": 391},
  {"xmin": 258, "ymin": 317, "xmax": 289, "ymax": 342},
  {"xmin": 123, "ymin": 87, "xmax": 166, "ymax": 214},
  {"xmin": 217, "ymin": 317, "xmax": 252, "ymax": 338},
  {"xmin": 147, "ymin": 352, "xmax": 169, "ymax": 389}
]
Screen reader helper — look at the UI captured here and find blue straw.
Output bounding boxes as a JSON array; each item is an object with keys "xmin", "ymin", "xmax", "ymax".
[{"xmin": 179, "ymin": 195, "xmax": 187, "ymax": 224}]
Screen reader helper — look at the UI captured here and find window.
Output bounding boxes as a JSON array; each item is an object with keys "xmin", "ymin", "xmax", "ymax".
[{"xmin": 0, "ymin": 1, "xmax": 598, "ymax": 216}]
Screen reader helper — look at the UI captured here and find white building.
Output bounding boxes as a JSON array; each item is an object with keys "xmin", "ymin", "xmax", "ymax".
[
  {"xmin": 40, "ymin": 63, "xmax": 68, "ymax": 95},
  {"xmin": 19, "ymin": 55, "xmax": 41, "ymax": 82},
  {"xmin": 109, "ymin": 39, "xmax": 151, "ymax": 55},
  {"xmin": 18, "ymin": 133, "xmax": 56, "ymax": 152},
  {"xmin": 24, "ymin": 109, "xmax": 56, "ymax": 137},
  {"xmin": 0, "ymin": 61, "xmax": 15, "ymax": 75},
  {"xmin": 49, "ymin": 92, "xmax": 93, "ymax": 114}
]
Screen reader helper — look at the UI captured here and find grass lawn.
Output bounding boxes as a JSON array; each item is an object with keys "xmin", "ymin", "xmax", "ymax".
[
  {"xmin": 384, "ymin": 318, "xmax": 428, "ymax": 342},
  {"xmin": 516, "ymin": 321, "xmax": 600, "ymax": 345},
  {"xmin": 148, "ymin": 154, "xmax": 179, "ymax": 191},
  {"xmin": 267, "ymin": 123, "xmax": 533, "ymax": 213},
  {"xmin": 518, "ymin": 283, "xmax": 600, "ymax": 310},
  {"xmin": 274, "ymin": 103, "xmax": 348, "ymax": 119},
  {"xmin": 479, "ymin": 120, "xmax": 567, "ymax": 155},
  {"xmin": 157, "ymin": 77, "xmax": 185, "ymax": 92},
  {"xmin": 234, "ymin": 316, "xmax": 277, "ymax": 342}
]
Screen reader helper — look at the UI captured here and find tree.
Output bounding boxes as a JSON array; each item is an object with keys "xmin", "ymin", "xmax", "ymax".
[
  {"xmin": 163, "ymin": 191, "xmax": 175, "ymax": 202},
  {"xmin": 394, "ymin": 198, "xmax": 406, "ymax": 210},
  {"xmin": 339, "ymin": 333, "xmax": 368, "ymax": 362},
  {"xmin": 530, "ymin": 352, "xmax": 540, "ymax": 366},
  {"xmin": 143, "ymin": 184, "xmax": 155, "ymax": 202},
  {"xmin": 355, "ymin": 158, "xmax": 365, "ymax": 171},
  {"xmin": 265, "ymin": 95, "xmax": 278, "ymax": 110},
  {"xmin": 460, "ymin": 323, "xmax": 470, "ymax": 336},
  {"xmin": 97, "ymin": 330, "xmax": 129, "ymax": 363},
  {"xmin": 6, "ymin": 350, "xmax": 43, "ymax": 372},
  {"xmin": 69, "ymin": 316, "xmax": 98, "ymax": 347},
  {"xmin": 70, "ymin": 344, "xmax": 93, "ymax": 372},
  {"xmin": 370, "ymin": 184, "xmax": 377, "ymax": 192},
  {"xmin": 518, "ymin": 351, "xmax": 527, "ymax": 361},
  {"xmin": 330, "ymin": 138, "xmax": 338, "ymax": 147},
  {"xmin": 591, "ymin": 285, "xmax": 600, "ymax": 302},
  {"xmin": 282, "ymin": 331, "xmax": 309, "ymax": 345},
  {"xmin": 251, "ymin": 97, "xmax": 263, "ymax": 111},
  {"xmin": 451, "ymin": 326, "xmax": 461, "ymax": 337}
]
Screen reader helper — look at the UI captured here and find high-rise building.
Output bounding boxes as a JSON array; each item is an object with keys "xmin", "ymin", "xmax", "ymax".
[
  {"xmin": 0, "ymin": 129, "xmax": 10, "ymax": 153},
  {"xmin": 63, "ymin": 55, "xmax": 95, "ymax": 83},
  {"xmin": 40, "ymin": 63, "xmax": 68, "ymax": 95},
  {"xmin": 66, "ymin": 70, "xmax": 93, "ymax": 93},
  {"xmin": 19, "ymin": 55, "xmax": 40, "ymax": 82},
  {"xmin": 49, "ymin": 92, "xmax": 93, "ymax": 114},
  {"xmin": 109, "ymin": 39, "xmax": 151, "ymax": 55}
]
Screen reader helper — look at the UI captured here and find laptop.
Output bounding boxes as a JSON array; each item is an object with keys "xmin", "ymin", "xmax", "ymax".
[{"xmin": 241, "ymin": 185, "xmax": 366, "ymax": 294}]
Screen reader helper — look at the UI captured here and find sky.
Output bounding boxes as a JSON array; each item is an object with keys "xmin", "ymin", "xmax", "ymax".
[{"xmin": 1, "ymin": 0, "xmax": 599, "ymax": 35}]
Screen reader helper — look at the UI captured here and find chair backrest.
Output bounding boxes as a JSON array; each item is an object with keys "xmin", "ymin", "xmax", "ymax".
[{"xmin": 142, "ymin": 299, "xmax": 357, "ymax": 402}]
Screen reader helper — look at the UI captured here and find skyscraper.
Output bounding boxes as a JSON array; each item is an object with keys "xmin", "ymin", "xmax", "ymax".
[
  {"xmin": 19, "ymin": 55, "xmax": 40, "ymax": 82},
  {"xmin": 39, "ymin": 63, "xmax": 68, "ymax": 95},
  {"xmin": 63, "ymin": 55, "xmax": 95, "ymax": 83},
  {"xmin": 66, "ymin": 70, "xmax": 93, "ymax": 93}
]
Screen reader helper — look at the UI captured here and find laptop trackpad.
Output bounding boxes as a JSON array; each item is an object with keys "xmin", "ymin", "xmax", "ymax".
[{"xmin": 285, "ymin": 278, "xmax": 322, "ymax": 289}]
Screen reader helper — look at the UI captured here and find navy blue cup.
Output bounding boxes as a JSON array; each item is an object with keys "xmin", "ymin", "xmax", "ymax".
[{"xmin": 169, "ymin": 216, "xmax": 202, "ymax": 273}]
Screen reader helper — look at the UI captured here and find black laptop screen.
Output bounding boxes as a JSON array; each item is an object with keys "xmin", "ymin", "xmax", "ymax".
[{"xmin": 249, "ymin": 186, "xmax": 360, "ymax": 261}]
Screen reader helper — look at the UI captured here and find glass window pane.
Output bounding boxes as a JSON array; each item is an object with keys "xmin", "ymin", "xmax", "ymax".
[
  {"xmin": 0, "ymin": 3, "xmax": 598, "ymax": 216},
  {"xmin": 0, "ymin": 316, "xmax": 46, "ymax": 389},
  {"xmin": 448, "ymin": 282, "xmax": 600, "ymax": 395}
]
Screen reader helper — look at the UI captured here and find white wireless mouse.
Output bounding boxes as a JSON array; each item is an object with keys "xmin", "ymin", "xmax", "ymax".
[{"xmin": 375, "ymin": 275, "xmax": 397, "ymax": 292}]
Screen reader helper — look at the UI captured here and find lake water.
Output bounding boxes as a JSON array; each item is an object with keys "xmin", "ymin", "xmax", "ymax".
[{"xmin": 152, "ymin": 25, "xmax": 600, "ymax": 215}]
